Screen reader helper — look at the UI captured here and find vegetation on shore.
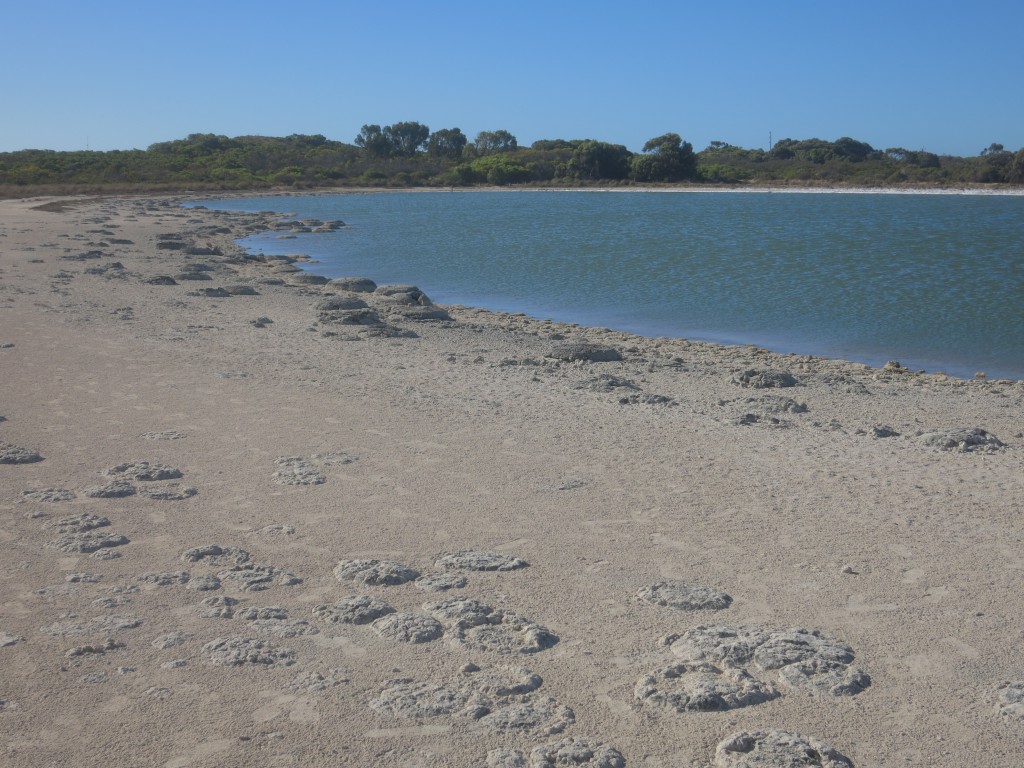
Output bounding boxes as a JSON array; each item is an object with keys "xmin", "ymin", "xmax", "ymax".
[{"xmin": 2, "ymin": 125, "xmax": 1023, "ymax": 197}]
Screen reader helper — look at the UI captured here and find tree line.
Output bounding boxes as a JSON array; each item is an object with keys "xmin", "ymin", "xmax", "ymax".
[{"xmin": 2, "ymin": 122, "xmax": 1023, "ymax": 194}]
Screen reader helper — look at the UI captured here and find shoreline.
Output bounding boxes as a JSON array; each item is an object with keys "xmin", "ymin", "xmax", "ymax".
[
  {"xmin": 192, "ymin": 190, "xmax": 1024, "ymax": 383},
  {"xmin": 1, "ymin": 194, "xmax": 1023, "ymax": 766},
  {"xmin": 6, "ymin": 180, "xmax": 1024, "ymax": 203},
  {"xmin": 190, "ymin": 182, "xmax": 1024, "ymax": 198}
]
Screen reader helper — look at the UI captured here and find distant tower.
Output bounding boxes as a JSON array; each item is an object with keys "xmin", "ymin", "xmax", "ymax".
[{"xmin": 769, "ymin": 131, "xmax": 773, "ymax": 151}]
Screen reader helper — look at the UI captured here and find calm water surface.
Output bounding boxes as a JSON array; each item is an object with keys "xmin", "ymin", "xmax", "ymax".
[{"xmin": 195, "ymin": 191, "xmax": 1024, "ymax": 380}]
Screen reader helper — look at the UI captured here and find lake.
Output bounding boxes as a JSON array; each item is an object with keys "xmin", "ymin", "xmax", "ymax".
[{"xmin": 194, "ymin": 190, "xmax": 1024, "ymax": 380}]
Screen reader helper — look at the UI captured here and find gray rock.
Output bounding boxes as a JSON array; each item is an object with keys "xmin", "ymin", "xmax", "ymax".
[
  {"xmin": 487, "ymin": 749, "xmax": 527, "ymax": 768},
  {"xmin": 92, "ymin": 596, "xmax": 132, "ymax": 609},
  {"xmin": 751, "ymin": 628, "xmax": 855, "ymax": 671},
  {"xmin": 415, "ymin": 573, "xmax": 468, "ymax": 592},
  {"xmin": 375, "ymin": 284, "xmax": 431, "ymax": 304},
  {"xmin": 997, "ymin": 680, "xmax": 1024, "ymax": 719},
  {"xmin": 664, "ymin": 624, "xmax": 869, "ymax": 699},
  {"xmin": 137, "ymin": 571, "xmax": 190, "ymax": 586},
  {"xmin": 777, "ymin": 657, "xmax": 871, "ymax": 697},
  {"xmin": 82, "ymin": 479, "xmax": 136, "ymax": 498},
  {"xmin": 238, "ymin": 606, "xmax": 289, "ymax": 621},
  {"xmin": 181, "ymin": 545, "xmax": 250, "ymax": 566},
  {"xmin": 186, "ymin": 575, "xmax": 221, "ymax": 591},
  {"xmin": 288, "ymin": 670, "xmax": 348, "ymax": 692},
  {"xmin": 547, "ymin": 343, "xmax": 623, "ymax": 363},
  {"xmin": 290, "ymin": 273, "xmax": 330, "ymax": 285},
  {"xmin": 141, "ymin": 430, "xmax": 186, "ymax": 440},
  {"xmin": 317, "ymin": 308, "xmax": 382, "ymax": 326},
  {"xmin": 202, "ymin": 636, "xmax": 295, "ymax": 667},
  {"xmin": 334, "ymin": 559, "xmax": 420, "ymax": 586},
  {"xmin": 528, "ymin": 737, "xmax": 626, "ymax": 768},
  {"xmin": 315, "ymin": 296, "xmax": 370, "ymax": 311},
  {"xmin": 478, "ymin": 696, "xmax": 575, "ymax": 735},
  {"xmin": 137, "ymin": 483, "xmax": 197, "ymax": 500},
  {"xmin": 721, "ymin": 395, "xmax": 808, "ymax": 418},
  {"xmin": 435, "ymin": 550, "xmax": 528, "ymax": 572},
  {"xmin": 370, "ymin": 678, "xmax": 466, "ymax": 718},
  {"xmin": 715, "ymin": 730, "xmax": 853, "ymax": 768},
  {"xmin": 247, "ymin": 617, "xmax": 319, "ymax": 638},
  {"xmin": 65, "ymin": 638, "xmax": 124, "ymax": 658},
  {"xmin": 576, "ymin": 375, "xmax": 639, "ymax": 393},
  {"xmin": 637, "ymin": 582, "xmax": 733, "ymax": 611},
  {"xmin": 389, "ymin": 305, "xmax": 452, "ymax": 321},
  {"xmin": 371, "ymin": 612, "xmax": 444, "ymax": 643},
  {"xmin": 618, "ymin": 393, "xmax": 677, "ymax": 406},
  {"xmin": 733, "ymin": 369, "xmax": 799, "ymax": 389},
  {"xmin": 192, "ymin": 287, "xmax": 232, "ymax": 297},
  {"xmin": 312, "ymin": 596, "xmax": 395, "ymax": 625},
  {"xmin": 424, "ymin": 597, "xmax": 494, "ymax": 628},
  {"xmin": 328, "ymin": 277, "xmax": 377, "ymax": 293},
  {"xmin": 273, "ymin": 456, "xmax": 326, "ymax": 485},
  {"xmin": 23, "ymin": 487, "xmax": 75, "ymax": 502},
  {"xmin": 426, "ymin": 598, "xmax": 558, "ymax": 655},
  {"xmin": 152, "ymin": 631, "xmax": 192, "ymax": 649},
  {"xmin": 0, "ymin": 444, "xmax": 44, "ymax": 464},
  {"xmin": 920, "ymin": 427, "xmax": 1004, "ymax": 452},
  {"xmin": 217, "ymin": 564, "xmax": 301, "ymax": 591},
  {"xmin": 634, "ymin": 662, "xmax": 779, "ymax": 712},
  {"xmin": 224, "ymin": 284, "xmax": 259, "ymax": 296},
  {"xmin": 65, "ymin": 572, "xmax": 101, "ymax": 583},
  {"xmin": 50, "ymin": 531, "xmax": 130, "ymax": 554},
  {"xmin": 106, "ymin": 461, "xmax": 183, "ymax": 481},
  {"xmin": 47, "ymin": 514, "xmax": 111, "ymax": 534},
  {"xmin": 198, "ymin": 595, "xmax": 239, "ymax": 618},
  {"xmin": 463, "ymin": 664, "xmax": 544, "ymax": 699},
  {"xmin": 662, "ymin": 624, "xmax": 775, "ymax": 667}
]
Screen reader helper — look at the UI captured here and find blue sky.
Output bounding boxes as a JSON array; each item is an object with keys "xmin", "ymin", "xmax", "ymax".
[{"xmin": 3, "ymin": 1, "xmax": 1022, "ymax": 156}]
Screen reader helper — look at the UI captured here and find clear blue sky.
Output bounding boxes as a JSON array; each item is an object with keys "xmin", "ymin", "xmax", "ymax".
[{"xmin": 3, "ymin": 0, "xmax": 1022, "ymax": 157}]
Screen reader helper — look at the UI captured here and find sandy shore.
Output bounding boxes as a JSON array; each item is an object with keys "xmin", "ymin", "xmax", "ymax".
[{"xmin": 1, "ymin": 194, "xmax": 1023, "ymax": 767}]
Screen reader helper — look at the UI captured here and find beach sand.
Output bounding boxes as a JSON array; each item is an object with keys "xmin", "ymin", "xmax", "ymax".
[{"xmin": 1, "ymin": 193, "xmax": 1022, "ymax": 767}]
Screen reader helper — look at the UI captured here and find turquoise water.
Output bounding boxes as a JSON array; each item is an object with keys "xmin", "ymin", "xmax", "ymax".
[{"xmin": 194, "ymin": 191, "xmax": 1024, "ymax": 380}]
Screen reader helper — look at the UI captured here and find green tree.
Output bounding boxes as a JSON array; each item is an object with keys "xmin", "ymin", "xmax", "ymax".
[
  {"xmin": 470, "ymin": 155, "xmax": 530, "ymax": 184},
  {"xmin": 566, "ymin": 140, "xmax": 631, "ymax": 180},
  {"xmin": 631, "ymin": 133, "xmax": 696, "ymax": 182},
  {"xmin": 354, "ymin": 125, "xmax": 391, "ymax": 157},
  {"xmin": 427, "ymin": 127, "xmax": 468, "ymax": 159},
  {"xmin": 833, "ymin": 137, "xmax": 874, "ymax": 162},
  {"xmin": 384, "ymin": 121, "xmax": 430, "ymax": 157},
  {"xmin": 1009, "ymin": 148, "xmax": 1024, "ymax": 184},
  {"xmin": 531, "ymin": 139, "xmax": 577, "ymax": 151},
  {"xmin": 474, "ymin": 130, "xmax": 518, "ymax": 155}
]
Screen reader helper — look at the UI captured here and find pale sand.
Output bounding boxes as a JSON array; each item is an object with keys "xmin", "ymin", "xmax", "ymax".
[{"xmin": 1, "ymin": 194, "xmax": 1023, "ymax": 767}]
